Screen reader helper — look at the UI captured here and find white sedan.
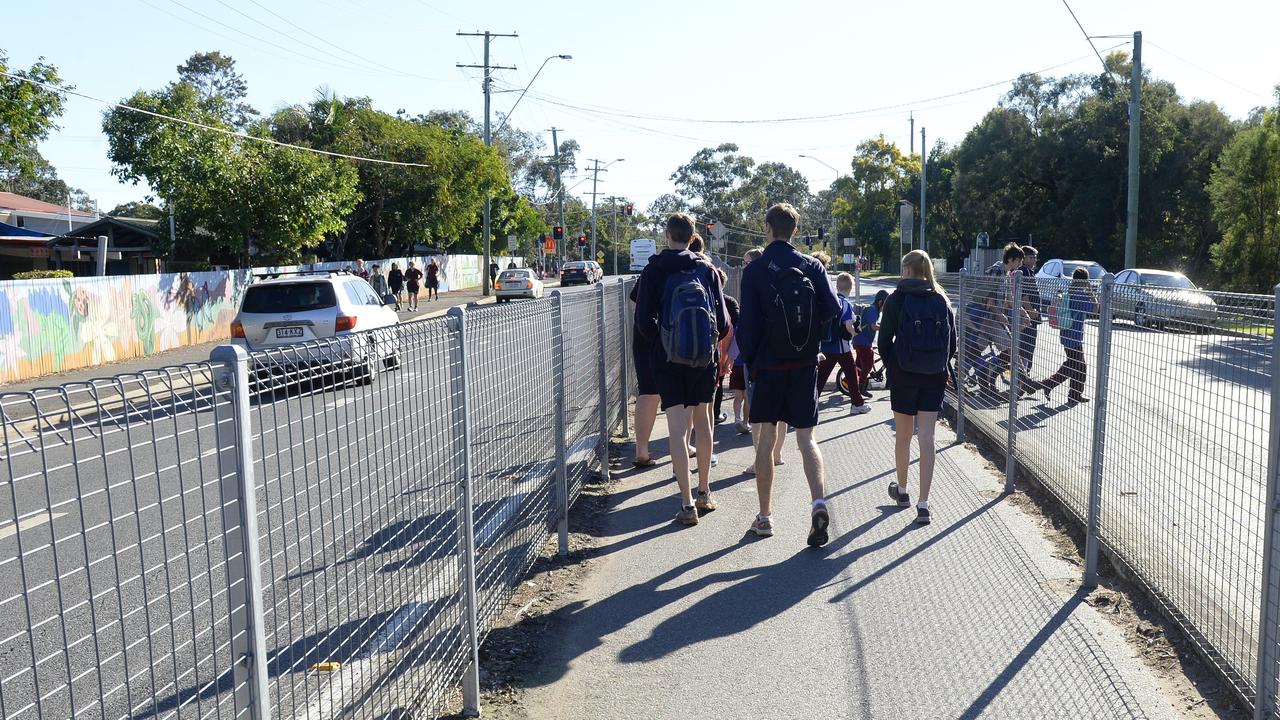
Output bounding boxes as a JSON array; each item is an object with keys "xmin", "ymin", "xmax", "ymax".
[{"xmin": 495, "ymin": 268, "xmax": 545, "ymax": 302}]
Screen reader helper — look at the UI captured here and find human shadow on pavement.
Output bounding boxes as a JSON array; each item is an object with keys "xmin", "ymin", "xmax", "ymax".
[{"xmin": 1175, "ymin": 336, "xmax": 1272, "ymax": 391}]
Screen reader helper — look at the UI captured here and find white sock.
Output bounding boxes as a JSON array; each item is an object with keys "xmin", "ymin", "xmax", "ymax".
[
  {"xmin": 812, "ymin": 498, "xmax": 827, "ymax": 510},
  {"xmin": 757, "ymin": 513, "xmax": 772, "ymax": 522},
  {"xmin": 898, "ymin": 483, "xmax": 909, "ymax": 495},
  {"xmin": 918, "ymin": 500, "xmax": 929, "ymax": 509}
]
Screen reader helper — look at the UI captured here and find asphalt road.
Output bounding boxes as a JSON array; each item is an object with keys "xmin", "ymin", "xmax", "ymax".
[{"xmin": 0, "ymin": 279, "xmax": 608, "ymax": 720}]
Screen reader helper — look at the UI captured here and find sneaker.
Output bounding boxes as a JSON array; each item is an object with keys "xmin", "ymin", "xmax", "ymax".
[
  {"xmin": 916, "ymin": 504, "xmax": 932, "ymax": 525},
  {"xmin": 715, "ymin": 412, "xmax": 729, "ymax": 424},
  {"xmin": 1068, "ymin": 395, "xmax": 1091, "ymax": 405},
  {"xmin": 688, "ymin": 446, "xmax": 697, "ymax": 458},
  {"xmin": 889, "ymin": 481, "xmax": 910, "ymax": 508},
  {"xmin": 734, "ymin": 421, "xmax": 751, "ymax": 434},
  {"xmin": 633, "ymin": 457, "xmax": 656, "ymax": 468},
  {"xmin": 676, "ymin": 505, "xmax": 699, "ymax": 526},
  {"xmin": 850, "ymin": 403, "xmax": 872, "ymax": 416},
  {"xmin": 750, "ymin": 515, "xmax": 774, "ymax": 537},
  {"xmin": 744, "ymin": 465, "xmax": 756, "ymax": 476},
  {"xmin": 709, "ymin": 453, "xmax": 719, "ymax": 467},
  {"xmin": 695, "ymin": 490, "xmax": 718, "ymax": 512},
  {"xmin": 808, "ymin": 505, "xmax": 830, "ymax": 547}
]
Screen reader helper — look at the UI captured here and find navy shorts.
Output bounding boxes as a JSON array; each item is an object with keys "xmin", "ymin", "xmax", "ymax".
[
  {"xmin": 633, "ymin": 343, "xmax": 659, "ymax": 396},
  {"xmin": 749, "ymin": 366, "xmax": 819, "ymax": 429},
  {"xmin": 656, "ymin": 363, "xmax": 717, "ymax": 411},
  {"xmin": 889, "ymin": 382, "xmax": 946, "ymax": 416}
]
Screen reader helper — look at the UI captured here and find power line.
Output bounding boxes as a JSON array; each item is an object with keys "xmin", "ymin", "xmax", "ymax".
[
  {"xmin": 0, "ymin": 69, "xmax": 433, "ymax": 168},
  {"xmin": 1060, "ymin": 0, "xmax": 1108, "ymax": 72},
  {"xmin": 1145, "ymin": 40, "xmax": 1272, "ymax": 100},
  {"xmin": 492, "ymin": 46, "xmax": 1126, "ymax": 126}
]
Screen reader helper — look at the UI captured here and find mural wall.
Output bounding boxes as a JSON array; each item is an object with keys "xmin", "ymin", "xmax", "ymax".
[{"xmin": 0, "ymin": 254, "xmax": 513, "ymax": 385}]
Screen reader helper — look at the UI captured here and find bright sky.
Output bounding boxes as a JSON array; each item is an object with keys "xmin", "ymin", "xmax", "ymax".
[{"xmin": 6, "ymin": 0, "xmax": 1278, "ymax": 215}]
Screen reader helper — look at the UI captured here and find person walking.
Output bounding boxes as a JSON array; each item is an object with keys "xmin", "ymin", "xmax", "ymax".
[
  {"xmin": 1018, "ymin": 246, "xmax": 1041, "ymax": 376},
  {"xmin": 737, "ymin": 203, "xmax": 841, "ymax": 546},
  {"xmin": 713, "ymin": 272, "xmax": 739, "ymax": 425},
  {"xmin": 354, "ymin": 258, "xmax": 370, "ymax": 279},
  {"xmin": 854, "ymin": 290, "xmax": 887, "ymax": 398},
  {"xmin": 489, "ymin": 260, "xmax": 500, "ymax": 288},
  {"xmin": 816, "ymin": 272, "xmax": 871, "ymax": 415},
  {"xmin": 368, "ymin": 263, "xmax": 390, "ymax": 300},
  {"xmin": 404, "ymin": 261, "xmax": 423, "ymax": 311},
  {"xmin": 425, "ymin": 260, "xmax": 441, "ymax": 301},
  {"xmin": 878, "ymin": 249, "xmax": 956, "ymax": 526},
  {"xmin": 388, "ymin": 262, "xmax": 405, "ymax": 307},
  {"xmin": 1033, "ymin": 266, "xmax": 1097, "ymax": 405},
  {"xmin": 633, "ymin": 213, "xmax": 729, "ymax": 526}
]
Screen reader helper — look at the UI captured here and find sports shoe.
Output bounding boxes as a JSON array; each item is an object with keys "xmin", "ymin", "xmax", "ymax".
[
  {"xmin": 808, "ymin": 504, "xmax": 830, "ymax": 547},
  {"xmin": 750, "ymin": 515, "xmax": 774, "ymax": 537},
  {"xmin": 889, "ymin": 481, "xmax": 910, "ymax": 508},
  {"xmin": 710, "ymin": 453, "xmax": 719, "ymax": 467},
  {"xmin": 744, "ymin": 464, "xmax": 756, "ymax": 476},
  {"xmin": 695, "ymin": 489, "xmax": 718, "ymax": 512},
  {"xmin": 734, "ymin": 421, "xmax": 751, "ymax": 434},
  {"xmin": 850, "ymin": 403, "xmax": 872, "ymax": 416},
  {"xmin": 688, "ymin": 446, "xmax": 697, "ymax": 458},
  {"xmin": 916, "ymin": 504, "xmax": 932, "ymax": 525},
  {"xmin": 633, "ymin": 457, "xmax": 656, "ymax": 468},
  {"xmin": 715, "ymin": 412, "xmax": 729, "ymax": 424},
  {"xmin": 676, "ymin": 505, "xmax": 699, "ymax": 526}
]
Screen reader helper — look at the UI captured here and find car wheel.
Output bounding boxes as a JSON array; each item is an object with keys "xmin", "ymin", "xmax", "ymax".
[{"xmin": 1134, "ymin": 303, "xmax": 1150, "ymax": 328}]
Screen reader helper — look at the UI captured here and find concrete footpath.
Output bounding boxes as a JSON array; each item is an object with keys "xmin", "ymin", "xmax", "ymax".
[{"xmin": 518, "ymin": 392, "xmax": 1183, "ymax": 719}]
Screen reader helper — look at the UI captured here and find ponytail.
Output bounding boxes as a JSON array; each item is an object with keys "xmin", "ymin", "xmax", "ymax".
[{"xmin": 902, "ymin": 249, "xmax": 949, "ymax": 304}]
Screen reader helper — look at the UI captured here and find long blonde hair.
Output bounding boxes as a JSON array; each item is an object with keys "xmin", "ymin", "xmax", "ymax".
[{"xmin": 902, "ymin": 249, "xmax": 948, "ymax": 302}]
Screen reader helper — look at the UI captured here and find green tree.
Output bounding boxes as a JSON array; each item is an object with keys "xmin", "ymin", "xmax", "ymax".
[
  {"xmin": 1208, "ymin": 94, "xmax": 1280, "ymax": 291},
  {"xmin": 832, "ymin": 135, "xmax": 918, "ymax": 264},
  {"xmin": 108, "ymin": 200, "xmax": 165, "ymax": 220},
  {"xmin": 0, "ymin": 50, "xmax": 67, "ymax": 175},
  {"xmin": 176, "ymin": 51, "xmax": 255, "ymax": 128}
]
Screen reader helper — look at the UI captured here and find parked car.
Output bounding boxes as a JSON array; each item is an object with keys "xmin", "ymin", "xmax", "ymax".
[
  {"xmin": 560, "ymin": 261, "xmax": 595, "ymax": 286},
  {"xmin": 1034, "ymin": 259, "xmax": 1106, "ymax": 305},
  {"xmin": 494, "ymin": 268, "xmax": 544, "ymax": 302},
  {"xmin": 1113, "ymin": 268, "xmax": 1218, "ymax": 331},
  {"xmin": 231, "ymin": 272, "xmax": 400, "ymax": 388}
]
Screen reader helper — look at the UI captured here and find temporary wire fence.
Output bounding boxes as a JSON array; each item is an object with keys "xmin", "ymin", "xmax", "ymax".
[
  {"xmin": 0, "ymin": 278, "xmax": 637, "ymax": 720},
  {"xmin": 944, "ymin": 270, "xmax": 1280, "ymax": 718}
]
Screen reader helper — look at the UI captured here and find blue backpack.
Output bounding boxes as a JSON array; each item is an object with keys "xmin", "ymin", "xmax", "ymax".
[
  {"xmin": 660, "ymin": 265, "xmax": 717, "ymax": 367},
  {"xmin": 895, "ymin": 291, "xmax": 951, "ymax": 374}
]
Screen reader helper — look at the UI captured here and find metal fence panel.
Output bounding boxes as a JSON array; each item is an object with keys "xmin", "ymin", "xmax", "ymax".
[
  {"xmin": 0, "ymin": 367, "xmax": 247, "ymax": 720},
  {"xmin": 561, "ymin": 292, "xmax": 604, "ymax": 503}
]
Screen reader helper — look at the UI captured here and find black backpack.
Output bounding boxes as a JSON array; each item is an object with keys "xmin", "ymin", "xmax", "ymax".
[
  {"xmin": 823, "ymin": 296, "xmax": 855, "ymax": 344},
  {"xmin": 894, "ymin": 291, "xmax": 951, "ymax": 374},
  {"xmin": 765, "ymin": 265, "xmax": 816, "ymax": 360}
]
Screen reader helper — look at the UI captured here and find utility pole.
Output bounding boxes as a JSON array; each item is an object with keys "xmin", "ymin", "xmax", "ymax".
[
  {"xmin": 920, "ymin": 126, "xmax": 927, "ymax": 253},
  {"xmin": 550, "ymin": 127, "xmax": 566, "ymax": 231},
  {"xmin": 910, "ymin": 112, "xmax": 915, "ymax": 155},
  {"xmin": 587, "ymin": 158, "xmax": 608, "ymax": 260},
  {"xmin": 1124, "ymin": 30, "xmax": 1142, "ymax": 269},
  {"xmin": 457, "ymin": 30, "xmax": 518, "ymax": 296}
]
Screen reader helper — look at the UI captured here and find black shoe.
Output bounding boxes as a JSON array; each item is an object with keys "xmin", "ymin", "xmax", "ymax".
[
  {"xmin": 916, "ymin": 505, "xmax": 932, "ymax": 525},
  {"xmin": 1068, "ymin": 395, "xmax": 1090, "ymax": 405},
  {"xmin": 808, "ymin": 505, "xmax": 830, "ymax": 547},
  {"xmin": 889, "ymin": 481, "xmax": 910, "ymax": 508}
]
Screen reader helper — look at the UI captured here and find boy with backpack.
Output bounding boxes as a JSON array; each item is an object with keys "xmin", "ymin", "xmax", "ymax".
[
  {"xmin": 633, "ymin": 213, "xmax": 730, "ymax": 526},
  {"xmin": 816, "ymin": 272, "xmax": 871, "ymax": 415},
  {"xmin": 737, "ymin": 203, "xmax": 841, "ymax": 546},
  {"xmin": 878, "ymin": 249, "xmax": 957, "ymax": 525}
]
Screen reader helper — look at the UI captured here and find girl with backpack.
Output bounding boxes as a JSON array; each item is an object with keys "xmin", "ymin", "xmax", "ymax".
[
  {"xmin": 878, "ymin": 249, "xmax": 956, "ymax": 525},
  {"xmin": 1031, "ymin": 267, "xmax": 1097, "ymax": 405}
]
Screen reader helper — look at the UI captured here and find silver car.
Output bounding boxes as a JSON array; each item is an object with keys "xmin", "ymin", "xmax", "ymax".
[
  {"xmin": 1113, "ymin": 269, "xmax": 1218, "ymax": 331},
  {"xmin": 231, "ymin": 272, "xmax": 400, "ymax": 388}
]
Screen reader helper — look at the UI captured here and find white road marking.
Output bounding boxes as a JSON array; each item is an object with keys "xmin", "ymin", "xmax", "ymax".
[{"xmin": 0, "ymin": 511, "xmax": 67, "ymax": 541}]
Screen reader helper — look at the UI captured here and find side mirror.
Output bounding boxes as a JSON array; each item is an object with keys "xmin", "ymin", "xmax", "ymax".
[{"xmin": 383, "ymin": 293, "xmax": 397, "ymax": 305}]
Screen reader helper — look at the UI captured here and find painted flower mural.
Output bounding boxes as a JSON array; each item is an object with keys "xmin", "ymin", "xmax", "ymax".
[{"xmin": 79, "ymin": 301, "xmax": 120, "ymax": 365}]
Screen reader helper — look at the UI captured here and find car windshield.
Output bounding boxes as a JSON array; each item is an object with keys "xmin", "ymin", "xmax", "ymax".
[
  {"xmin": 1062, "ymin": 262, "xmax": 1104, "ymax": 279},
  {"xmin": 499, "ymin": 270, "xmax": 529, "ymax": 280},
  {"xmin": 1141, "ymin": 273, "xmax": 1195, "ymax": 289},
  {"xmin": 565, "ymin": 263, "xmax": 584, "ymax": 270},
  {"xmin": 242, "ymin": 282, "xmax": 337, "ymax": 313}
]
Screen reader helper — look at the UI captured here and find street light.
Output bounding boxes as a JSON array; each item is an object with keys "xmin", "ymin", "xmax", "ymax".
[
  {"xmin": 798, "ymin": 153, "xmax": 840, "ymax": 179},
  {"xmin": 799, "ymin": 154, "xmax": 840, "ymax": 261},
  {"xmin": 493, "ymin": 54, "xmax": 572, "ymax": 136}
]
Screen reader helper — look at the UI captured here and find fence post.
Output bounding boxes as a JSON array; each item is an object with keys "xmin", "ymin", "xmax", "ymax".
[
  {"xmin": 444, "ymin": 307, "xmax": 482, "ymax": 717},
  {"xmin": 955, "ymin": 270, "xmax": 967, "ymax": 442},
  {"xmin": 1084, "ymin": 274, "xmax": 1116, "ymax": 588},
  {"xmin": 209, "ymin": 344, "xmax": 270, "ymax": 720},
  {"xmin": 551, "ymin": 290, "xmax": 570, "ymax": 556},
  {"xmin": 854, "ymin": 260, "xmax": 861, "ymax": 301},
  {"xmin": 619, "ymin": 279, "xmax": 630, "ymax": 438},
  {"xmin": 596, "ymin": 282, "xmax": 611, "ymax": 483},
  {"xmin": 1254, "ymin": 283, "xmax": 1280, "ymax": 720},
  {"xmin": 1005, "ymin": 271, "xmax": 1022, "ymax": 493}
]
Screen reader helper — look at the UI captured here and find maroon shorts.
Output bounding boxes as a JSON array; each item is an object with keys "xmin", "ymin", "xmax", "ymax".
[{"xmin": 729, "ymin": 364, "xmax": 746, "ymax": 391}]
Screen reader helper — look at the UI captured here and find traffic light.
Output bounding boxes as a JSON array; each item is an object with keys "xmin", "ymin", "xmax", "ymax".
[
  {"xmin": 577, "ymin": 234, "xmax": 587, "ymax": 246},
  {"xmin": 818, "ymin": 226, "xmax": 825, "ymax": 240},
  {"xmin": 553, "ymin": 225, "xmax": 564, "ymax": 241},
  {"xmin": 706, "ymin": 222, "xmax": 715, "ymax": 235},
  {"xmin": 625, "ymin": 202, "xmax": 633, "ymax": 216}
]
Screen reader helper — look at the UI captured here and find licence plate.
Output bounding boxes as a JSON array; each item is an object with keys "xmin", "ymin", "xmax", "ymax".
[{"xmin": 275, "ymin": 327, "xmax": 304, "ymax": 339}]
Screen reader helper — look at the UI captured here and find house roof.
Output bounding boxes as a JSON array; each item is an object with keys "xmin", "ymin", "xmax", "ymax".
[
  {"xmin": 0, "ymin": 192, "xmax": 95, "ymax": 218},
  {"xmin": 60, "ymin": 216, "xmax": 162, "ymax": 244}
]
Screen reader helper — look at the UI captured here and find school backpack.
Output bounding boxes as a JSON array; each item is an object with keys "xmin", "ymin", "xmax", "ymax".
[
  {"xmin": 894, "ymin": 291, "xmax": 951, "ymax": 374},
  {"xmin": 765, "ymin": 265, "xmax": 816, "ymax": 360},
  {"xmin": 1052, "ymin": 291, "xmax": 1076, "ymax": 331},
  {"xmin": 660, "ymin": 264, "xmax": 718, "ymax": 367},
  {"xmin": 823, "ymin": 297, "xmax": 855, "ymax": 345}
]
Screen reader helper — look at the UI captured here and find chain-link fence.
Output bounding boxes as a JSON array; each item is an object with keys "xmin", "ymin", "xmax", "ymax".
[
  {"xmin": 944, "ymin": 270, "xmax": 1280, "ymax": 717},
  {"xmin": 0, "ymin": 278, "xmax": 636, "ymax": 720}
]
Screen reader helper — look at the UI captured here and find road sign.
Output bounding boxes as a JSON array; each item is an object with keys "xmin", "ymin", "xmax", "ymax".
[
  {"xmin": 843, "ymin": 237, "xmax": 854, "ymax": 247},
  {"xmin": 899, "ymin": 201, "xmax": 914, "ymax": 250},
  {"xmin": 843, "ymin": 253, "xmax": 856, "ymax": 264},
  {"xmin": 507, "ymin": 234, "xmax": 517, "ymax": 252},
  {"xmin": 709, "ymin": 222, "xmax": 728, "ymax": 241},
  {"xmin": 976, "ymin": 231, "xmax": 990, "ymax": 248},
  {"xmin": 595, "ymin": 251, "xmax": 605, "ymax": 262},
  {"xmin": 544, "ymin": 237, "xmax": 556, "ymax": 253}
]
